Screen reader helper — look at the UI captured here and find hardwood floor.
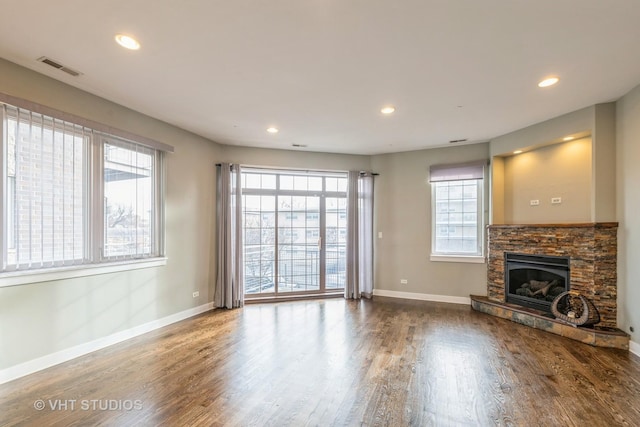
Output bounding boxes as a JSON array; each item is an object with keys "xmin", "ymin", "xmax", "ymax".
[{"xmin": 1, "ymin": 297, "xmax": 639, "ymax": 426}]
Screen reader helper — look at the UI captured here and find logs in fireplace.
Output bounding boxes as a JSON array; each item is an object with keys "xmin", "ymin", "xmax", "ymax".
[{"xmin": 505, "ymin": 252, "xmax": 570, "ymax": 313}]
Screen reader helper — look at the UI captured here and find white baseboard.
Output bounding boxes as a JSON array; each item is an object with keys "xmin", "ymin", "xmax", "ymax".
[
  {"xmin": 630, "ymin": 340, "xmax": 640, "ymax": 358},
  {"xmin": 0, "ymin": 302, "xmax": 215, "ymax": 385},
  {"xmin": 373, "ymin": 289, "xmax": 470, "ymax": 305}
]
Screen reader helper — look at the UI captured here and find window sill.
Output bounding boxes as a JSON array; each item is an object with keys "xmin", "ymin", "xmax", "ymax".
[
  {"xmin": 430, "ymin": 254, "xmax": 485, "ymax": 264},
  {"xmin": 0, "ymin": 257, "xmax": 168, "ymax": 288}
]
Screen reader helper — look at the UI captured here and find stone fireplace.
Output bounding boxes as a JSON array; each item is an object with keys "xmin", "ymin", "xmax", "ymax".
[{"xmin": 487, "ymin": 223, "xmax": 618, "ymax": 328}]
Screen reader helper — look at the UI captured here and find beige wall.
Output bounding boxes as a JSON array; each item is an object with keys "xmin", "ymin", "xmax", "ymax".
[
  {"xmin": 616, "ymin": 83, "xmax": 640, "ymax": 343},
  {"xmin": 490, "ymin": 157, "xmax": 505, "ymax": 224},
  {"xmin": 503, "ymin": 138, "xmax": 592, "ymax": 224},
  {"xmin": 592, "ymin": 103, "xmax": 617, "ymax": 222},
  {"xmin": 371, "ymin": 143, "xmax": 490, "ymax": 298},
  {"xmin": 222, "ymin": 145, "xmax": 371, "ymax": 172},
  {"xmin": 0, "ymin": 59, "xmax": 222, "ymax": 369}
]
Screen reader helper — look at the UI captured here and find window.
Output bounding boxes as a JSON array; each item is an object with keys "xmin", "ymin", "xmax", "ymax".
[
  {"xmin": 1, "ymin": 102, "xmax": 166, "ymax": 275},
  {"xmin": 429, "ymin": 161, "xmax": 485, "ymax": 261},
  {"xmin": 3, "ymin": 107, "xmax": 87, "ymax": 269},
  {"xmin": 241, "ymin": 169, "xmax": 348, "ymax": 296},
  {"xmin": 103, "ymin": 139, "xmax": 158, "ymax": 259}
]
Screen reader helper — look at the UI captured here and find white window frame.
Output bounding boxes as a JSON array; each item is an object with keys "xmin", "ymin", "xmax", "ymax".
[
  {"xmin": 241, "ymin": 167, "xmax": 348, "ymax": 297},
  {"xmin": 98, "ymin": 135, "xmax": 163, "ymax": 261},
  {"xmin": 0, "ymin": 99, "xmax": 169, "ymax": 287},
  {"xmin": 429, "ymin": 162, "xmax": 486, "ymax": 264}
]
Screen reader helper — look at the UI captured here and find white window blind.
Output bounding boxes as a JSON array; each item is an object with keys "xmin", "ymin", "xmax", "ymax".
[
  {"xmin": 3, "ymin": 105, "xmax": 88, "ymax": 270},
  {"xmin": 429, "ymin": 161, "xmax": 485, "ymax": 182}
]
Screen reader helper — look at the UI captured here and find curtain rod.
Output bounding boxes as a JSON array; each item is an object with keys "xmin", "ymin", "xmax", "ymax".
[{"xmin": 216, "ymin": 164, "xmax": 378, "ymax": 176}]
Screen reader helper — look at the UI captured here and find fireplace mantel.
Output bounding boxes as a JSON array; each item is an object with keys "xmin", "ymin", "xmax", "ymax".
[
  {"xmin": 486, "ymin": 222, "xmax": 618, "ymax": 328},
  {"xmin": 488, "ymin": 222, "xmax": 618, "ymax": 229}
]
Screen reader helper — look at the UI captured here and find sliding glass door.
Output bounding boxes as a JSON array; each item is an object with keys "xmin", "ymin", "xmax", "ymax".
[
  {"xmin": 242, "ymin": 169, "xmax": 347, "ymax": 298},
  {"xmin": 277, "ymin": 195, "xmax": 321, "ymax": 293}
]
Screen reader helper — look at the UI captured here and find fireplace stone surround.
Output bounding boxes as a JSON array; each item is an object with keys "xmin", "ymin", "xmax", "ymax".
[{"xmin": 487, "ymin": 223, "xmax": 618, "ymax": 328}]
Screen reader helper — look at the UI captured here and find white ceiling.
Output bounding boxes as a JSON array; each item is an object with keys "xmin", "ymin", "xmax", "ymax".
[{"xmin": 1, "ymin": 1, "xmax": 640, "ymax": 155}]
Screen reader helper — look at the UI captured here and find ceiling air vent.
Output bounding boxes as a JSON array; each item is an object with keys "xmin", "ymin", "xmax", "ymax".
[
  {"xmin": 292, "ymin": 144, "xmax": 307, "ymax": 148},
  {"xmin": 37, "ymin": 56, "xmax": 82, "ymax": 77},
  {"xmin": 449, "ymin": 138, "xmax": 468, "ymax": 144}
]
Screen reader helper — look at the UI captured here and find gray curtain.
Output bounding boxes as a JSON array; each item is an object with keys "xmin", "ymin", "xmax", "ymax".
[
  {"xmin": 214, "ymin": 163, "xmax": 244, "ymax": 309},
  {"xmin": 345, "ymin": 171, "xmax": 374, "ymax": 299}
]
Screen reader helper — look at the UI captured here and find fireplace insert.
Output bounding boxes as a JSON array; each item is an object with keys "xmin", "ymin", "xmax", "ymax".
[{"xmin": 504, "ymin": 252, "xmax": 570, "ymax": 313}]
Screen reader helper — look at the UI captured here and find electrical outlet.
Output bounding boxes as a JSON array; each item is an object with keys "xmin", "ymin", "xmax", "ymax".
[
  {"xmin": 400, "ymin": 279, "xmax": 408, "ymax": 284},
  {"xmin": 378, "ymin": 232, "xmax": 383, "ymax": 239},
  {"xmin": 530, "ymin": 199, "xmax": 540, "ymax": 206},
  {"xmin": 551, "ymin": 197, "xmax": 562, "ymax": 204},
  {"xmin": 192, "ymin": 291, "xmax": 199, "ymax": 298}
]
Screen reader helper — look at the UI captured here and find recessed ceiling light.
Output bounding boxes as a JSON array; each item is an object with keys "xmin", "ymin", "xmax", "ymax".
[
  {"xmin": 115, "ymin": 34, "xmax": 141, "ymax": 50},
  {"xmin": 266, "ymin": 127, "xmax": 279, "ymax": 134},
  {"xmin": 538, "ymin": 77, "xmax": 559, "ymax": 88},
  {"xmin": 513, "ymin": 150, "xmax": 523, "ymax": 154},
  {"xmin": 563, "ymin": 136, "xmax": 575, "ymax": 141},
  {"xmin": 381, "ymin": 106, "xmax": 395, "ymax": 114}
]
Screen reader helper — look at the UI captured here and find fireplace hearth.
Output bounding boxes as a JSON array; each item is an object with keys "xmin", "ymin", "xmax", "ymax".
[{"xmin": 505, "ymin": 252, "xmax": 569, "ymax": 313}]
